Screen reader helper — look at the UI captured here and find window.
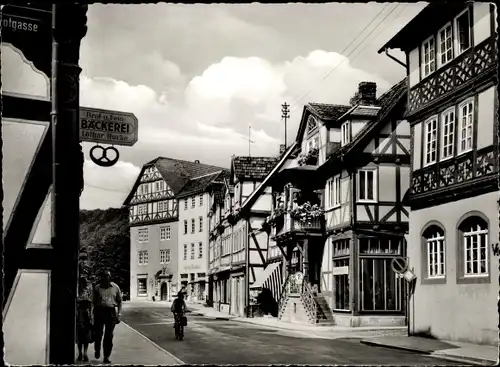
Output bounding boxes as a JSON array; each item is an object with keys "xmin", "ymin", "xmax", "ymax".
[
  {"xmin": 307, "ymin": 135, "xmax": 319, "ymax": 152},
  {"xmin": 307, "ymin": 115, "xmax": 317, "ymax": 133},
  {"xmin": 138, "ymin": 204, "xmax": 147, "ymax": 215},
  {"xmin": 424, "ymin": 117, "xmax": 438, "ymax": 165},
  {"xmin": 455, "ymin": 9, "xmax": 471, "ymax": 55},
  {"xmin": 160, "ymin": 225, "xmax": 171, "ymax": 241},
  {"xmin": 333, "ymin": 258, "xmax": 349, "ymax": 310},
  {"xmin": 184, "ymin": 199, "xmax": 188, "ymax": 210},
  {"xmin": 183, "ymin": 220, "xmax": 188, "ymax": 234},
  {"xmin": 138, "ymin": 228, "xmax": 148, "ymax": 243},
  {"xmin": 191, "ymin": 218, "xmax": 195, "ymax": 234},
  {"xmin": 341, "ymin": 121, "xmax": 350, "ymax": 146},
  {"xmin": 360, "ymin": 257, "xmax": 402, "ymax": 311},
  {"xmin": 461, "ymin": 217, "xmax": 488, "ymax": 277},
  {"xmin": 199, "ymin": 216, "xmax": 203, "ymax": 232},
  {"xmin": 438, "ymin": 23, "xmax": 453, "ymax": 66},
  {"xmin": 139, "ymin": 184, "xmax": 150, "ymax": 195},
  {"xmin": 155, "ymin": 180, "xmax": 164, "ymax": 192},
  {"xmin": 441, "ymin": 109, "xmax": 455, "ymax": 160},
  {"xmin": 422, "ymin": 36, "xmax": 436, "ymax": 78},
  {"xmin": 138, "ymin": 250, "xmax": 148, "ymax": 265},
  {"xmin": 199, "ymin": 242, "xmax": 203, "ymax": 259},
  {"xmin": 424, "ymin": 226, "xmax": 446, "ymax": 278},
  {"xmin": 191, "ymin": 243, "xmax": 195, "ymax": 260},
  {"xmin": 458, "ymin": 99, "xmax": 474, "ymax": 154},
  {"xmin": 191, "ymin": 197, "xmax": 195, "ymax": 208},
  {"xmin": 183, "ymin": 244, "xmax": 188, "ymax": 260},
  {"xmin": 137, "ymin": 278, "xmax": 147, "ymax": 296},
  {"xmin": 199, "ymin": 194, "xmax": 203, "ymax": 206},
  {"xmin": 327, "ymin": 176, "xmax": 340, "ymax": 208},
  {"xmin": 160, "ymin": 249, "xmax": 170, "ymax": 264},
  {"xmin": 358, "ymin": 169, "xmax": 376, "ymax": 202}
]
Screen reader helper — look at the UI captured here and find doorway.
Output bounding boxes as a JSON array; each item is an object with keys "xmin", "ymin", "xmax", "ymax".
[{"xmin": 161, "ymin": 282, "xmax": 168, "ymax": 301}]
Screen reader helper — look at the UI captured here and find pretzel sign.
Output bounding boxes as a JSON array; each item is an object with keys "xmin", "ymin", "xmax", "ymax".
[{"xmin": 90, "ymin": 144, "xmax": 119, "ymax": 167}]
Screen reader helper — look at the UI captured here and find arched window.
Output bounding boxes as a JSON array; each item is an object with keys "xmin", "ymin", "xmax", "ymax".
[
  {"xmin": 422, "ymin": 225, "xmax": 445, "ymax": 278},
  {"xmin": 307, "ymin": 115, "xmax": 317, "ymax": 133},
  {"xmin": 459, "ymin": 216, "xmax": 488, "ymax": 277}
]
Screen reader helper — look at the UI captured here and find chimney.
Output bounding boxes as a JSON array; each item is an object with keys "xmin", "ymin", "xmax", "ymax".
[
  {"xmin": 350, "ymin": 81, "xmax": 377, "ymax": 106},
  {"xmin": 279, "ymin": 144, "xmax": 286, "ymax": 156}
]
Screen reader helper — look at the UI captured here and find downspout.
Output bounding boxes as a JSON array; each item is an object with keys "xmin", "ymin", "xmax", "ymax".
[
  {"xmin": 245, "ymin": 216, "xmax": 250, "ymax": 318},
  {"xmin": 383, "ymin": 48, "xmax": 408, "ymax": 70}
]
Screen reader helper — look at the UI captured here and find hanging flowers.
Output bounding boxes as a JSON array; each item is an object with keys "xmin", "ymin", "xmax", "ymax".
[
  {"xmin": 297, "ymin": 148, "xmax": 319, "ymax": 166},
  {"xmin": 289, "ymin": 201, "xmax": 323, "ymax": 225},
  {"xmin": 267, "ymin": 207, "xmax": 286, "ymax": 225}
]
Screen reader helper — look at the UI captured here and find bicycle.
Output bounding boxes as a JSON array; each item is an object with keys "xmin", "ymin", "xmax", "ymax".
[{"xmin": 173, "ymin": 313, "xmax": 185, "ymax": 340}]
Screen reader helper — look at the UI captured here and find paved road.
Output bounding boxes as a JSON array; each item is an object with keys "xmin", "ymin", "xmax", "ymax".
[{"xmin": 121, "ymin": 303, "xmax": 465, "ymax": 365}]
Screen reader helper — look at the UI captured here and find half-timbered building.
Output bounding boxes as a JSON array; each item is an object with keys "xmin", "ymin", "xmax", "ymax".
[
  {"xmin": 380, "ymin": 2, "xmax": 498, "ymax": 344},
  {"xmin": 123, "ymin": 157, "xmax": 225, "ymax": 301},
  {"xmin": 316, "ymin": 79, "xmax": 410, "ymax": 327}
]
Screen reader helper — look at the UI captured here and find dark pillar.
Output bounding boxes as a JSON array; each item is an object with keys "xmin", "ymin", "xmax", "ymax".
[
  {"xmin": 302, "ymin": 239, "xmax": 309, "ymax": 284},
  {"xmin": 350, "ymin": 232, "xmax": 359, "ymax": 316},
  {"xmin": 49, "ymin": 4, "xmax": 87, "ymax": 364}
]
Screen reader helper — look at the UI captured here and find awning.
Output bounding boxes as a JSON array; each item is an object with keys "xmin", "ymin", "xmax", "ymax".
[{"xmin": 250, "ymin": 262, "xmax": 281, "ymax": 290}]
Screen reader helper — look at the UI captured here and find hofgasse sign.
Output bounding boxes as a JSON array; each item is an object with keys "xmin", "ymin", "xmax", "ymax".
[{"xmin": 79, "ymin": 107, "xmax": 138, "ymax": 147}]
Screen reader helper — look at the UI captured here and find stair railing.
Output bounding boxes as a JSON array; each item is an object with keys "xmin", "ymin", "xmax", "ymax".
[
  {"xmin": 277, "ymin": 274, "xmax": 291, "ymax": 319},
  {"xmin": 300, "ymin": 282, "xmax": 318, "ymax": 324}
]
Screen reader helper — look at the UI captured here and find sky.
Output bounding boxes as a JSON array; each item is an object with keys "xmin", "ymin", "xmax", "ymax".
[{"xmin": 3, "ymin": 2, "xmax": 427, "ymax": 210}]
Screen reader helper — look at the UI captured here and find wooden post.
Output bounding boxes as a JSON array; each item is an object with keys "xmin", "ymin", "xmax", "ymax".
[
  {"xmin": 49, "ymin": 4, "xmax": 87, "ymax": 364},
  {"xmin": 303, "ymin": 239, "xmax": 309, "ymax": 284}
]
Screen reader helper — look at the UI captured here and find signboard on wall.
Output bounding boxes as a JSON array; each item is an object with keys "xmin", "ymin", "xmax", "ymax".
[
  {"xmin": 79, "ymin": 107, "xmax": 138, "ymax": 146},
  {"xmin": 332, "ymin": 266, "xmax": 349, "ymax": 275}
]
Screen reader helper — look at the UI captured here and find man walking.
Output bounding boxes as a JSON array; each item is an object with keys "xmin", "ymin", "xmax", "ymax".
[{"xmin": 92, "ymin": 270, "xmax": 123, "ymax": 364}]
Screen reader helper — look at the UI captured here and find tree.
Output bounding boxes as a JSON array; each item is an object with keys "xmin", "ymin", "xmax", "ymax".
[{"xmin": 79, "ymin": 207, "xmax": 130, "ymax": 293}]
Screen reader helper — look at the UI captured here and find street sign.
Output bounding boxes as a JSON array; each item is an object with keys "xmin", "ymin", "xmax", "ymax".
[
  {"xmin": 1, "ymin": 5, "xmax": 53, "ymax": 77},
  {"xmin": 391, "ymin": 256, "xmax": 409, "ymax": 274},
  {"xmin": 403, "ymin": 269, "xmax": 417, "ymax": 282},
  {"xmin": 79, "ymin": 107, "xmax": 139, "ymax": 147}
]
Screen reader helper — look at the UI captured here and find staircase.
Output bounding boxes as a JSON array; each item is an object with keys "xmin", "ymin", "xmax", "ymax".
[{"xmin": 278, "ymin": 276, "xmax": 334, "ymax": 325}]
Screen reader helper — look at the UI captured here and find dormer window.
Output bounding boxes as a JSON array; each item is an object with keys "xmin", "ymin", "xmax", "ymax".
[
  {"xmin": 307, "ymin": 134, "xmax": 319, "ymax": 153},
  {"xmin": 341, "ymin": 121, "xmax": 351, "ymax": 146},
  {"xmin": 455, "ymin": 8, "xmax": 471, "ymax": 56},
  {"xmin": 438, "ymin": 23, "xmax": 453, "ymax": 67},
  {"xmin": 422, "ymin": 36, "xmax": 436, "ymax": 78},
  {"xmin": 307, "ymin": 116, "xmax": 318, "ymax": 134}
]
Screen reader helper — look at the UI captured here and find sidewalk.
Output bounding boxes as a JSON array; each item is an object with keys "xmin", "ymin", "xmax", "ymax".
[
  {"xmin": 361, "ymin": 336, "xmax": 498, "ymax": 366},
  {"xmin": 75, "ymin": 321, "xmax": 183, "ymax": 365},
  {"xmin": 185, "ymin": 302, "xmax": 407, "ymax": 339}
]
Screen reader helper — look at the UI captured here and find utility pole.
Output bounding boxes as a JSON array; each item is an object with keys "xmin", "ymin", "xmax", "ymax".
[
  {"xmin": 241, "ymin": 125, "xmax": 255, "ymax": 156},
  {"xmin": 281, "ymin": 102, "xmax": 290, "ymax": 149}
]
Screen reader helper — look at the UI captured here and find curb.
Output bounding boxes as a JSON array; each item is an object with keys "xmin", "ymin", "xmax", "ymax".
[{"xmin": 360, "ymin": 340, "xmax": 496, "ymax": 366}]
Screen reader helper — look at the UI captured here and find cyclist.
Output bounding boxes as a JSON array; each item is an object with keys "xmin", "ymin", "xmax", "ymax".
[{"xmin": 171, "ymin": 291, "xmax": 187, "ymax": 337}]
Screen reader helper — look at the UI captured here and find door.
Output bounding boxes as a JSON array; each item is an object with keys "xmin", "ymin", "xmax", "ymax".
[
  {"xmin": 235, "ymin": 279, "xmax": 240, "ymax": 315},
  {"xmin": 161, "ymin": 282, "xmax": 168, "ymax": 301}
]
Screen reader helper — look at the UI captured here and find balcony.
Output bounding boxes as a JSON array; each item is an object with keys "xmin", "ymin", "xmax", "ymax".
[
  {"xmin": 407, "ymin": 37, "xmax": 496, "ymax": 117},
  {"xmin": 271, "ymin": 212, "xmax": 324, "ymax": 240}
]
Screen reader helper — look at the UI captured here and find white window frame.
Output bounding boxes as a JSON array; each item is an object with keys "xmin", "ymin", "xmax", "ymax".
[
  {"xmin": 191, "ymin": 243, "xmax": 195, "ymax": 260},
  {"xmin": 183, "ymin": 220, "xmax": 188, "ymax": 234},
  {"xmin": 199, "ymin": 242, "xmax": 203, "ymax": 259},
  {"xmin": 440, "ymin": 108, "xmax": 455, "ymax": 160},
  {"xmin": 307, "ymin": 134, "xmax": 319, "ymax": 153},
  {"xmin": 160, "ymin": 225, "xmax": 171, "ymax": 241},
  {"xmin": 138, "ymin": 250, "xmax": 148, "ymax": 265},
  {"xmin": 357, "ymin": 169, "xmax": 377, "ymax": 202},
  {"xmin": 457, "ymin": 98, "xmax": 474, "ymax": 155},
  {"xmin": 184, "ymin": 199, "xmax": 188, "ymax": 210},
  {"xmin": 191, "ymin": 197, "xmax": 196, "ymax": 208},
  {"xmin": 437, "ymin": 22, "xmax": 453, "ymax": 67},
  {"xmin": 160, "ymin": 249, "xmax": 166, "ymax": 264},
  {"xmin": 183, "ymin": 244, "xmax": 188, "ymax": 260},
  {"xmin": 199, "ymin": 216, "xmax": 203, "ymax": 232},
  {"xmin": 138, "ymin": 228, "xmax": 148, "ymax": 243},
  {"xmin": 341, "ymin": 121, "xmax": 351, "ymax": 146},
  {"xmin": 191, "ymin": 218, "xmax": 195, "ymax": 234},
  {"xmin": 463, "ymin": 223, "xmax": 489, "ymax": 277},
  {"xmin": 138, "ymin": 204, "xmax": 147, "ymax": 215},
  {"xmin": 327, "ymin": 176, "xmax": 341, "ymax": 209},
  {"xmin": 165, "ymin": 249, "xmax": 171, "ymax": 263},
  {"xmin": 155, "ymin": 181, "xmax": 164, "ymax": 192},
  {"xmin": 137, "ymin": 278, "xmax": 147, "ymax": 296},
  {"xmin": 426, "ymin": 231, "xmax": 446, "ymax": 278},
  {"xmin": 421, "ymin": 35, "xmax": 436, "ymax": 78},
  {"xmin": 199, "ymin": 194, "xmax": 204, "ymax": 206},
  {"xmin": 454, "ymin": 8, "xmax": 471, "ymax": 57},
  {"xmin": 424, "ymin": 116, "xmax": 438, "ymax": 166}
]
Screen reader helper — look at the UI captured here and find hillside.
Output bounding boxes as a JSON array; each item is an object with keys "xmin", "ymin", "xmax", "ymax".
[{"xmin": 79, "ymin": 207, "xmax": 130, "ymax": 295}]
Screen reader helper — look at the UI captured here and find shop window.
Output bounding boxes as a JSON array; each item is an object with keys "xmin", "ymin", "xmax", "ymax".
[
  {"xmin": 360, "ymin": 258, "xmax": 402, "ymax": 312},
  {"xmin": 333, "ymin": 258, "xmax": 349, "ymax": 310},
  {"xmin": 359, "ymin": 237, "xmax": 402, "ymax": 255},
  {"xmin": 137, "ymin": 278, "xmax": 147, "ymax": 297}
]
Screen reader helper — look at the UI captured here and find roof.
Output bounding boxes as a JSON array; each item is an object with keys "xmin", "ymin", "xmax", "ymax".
[
  {"xmin": 378, "ymin": 2, "xmax": 467, "ymax": 53},
  {"xmin": 319, "ymin": 78, "xmax": 408, "ymax": 171},
  {"xmin": 231, "ymin": 156, "xmax": 279, "ymax": 183},
  {"xmin": 306, "ymin": 103, "xmax": 351, "ymax": 121},
  {"xmin": 176, "ymin": 170, "xmax": 228, "ymax": 199},
  {"xmin": 123, "ymin": 157, "xmax": 226, "ymax": 205},
  {"xmin": 239, "ymin": 143, "xmax": 298, "ymax": 215}
]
